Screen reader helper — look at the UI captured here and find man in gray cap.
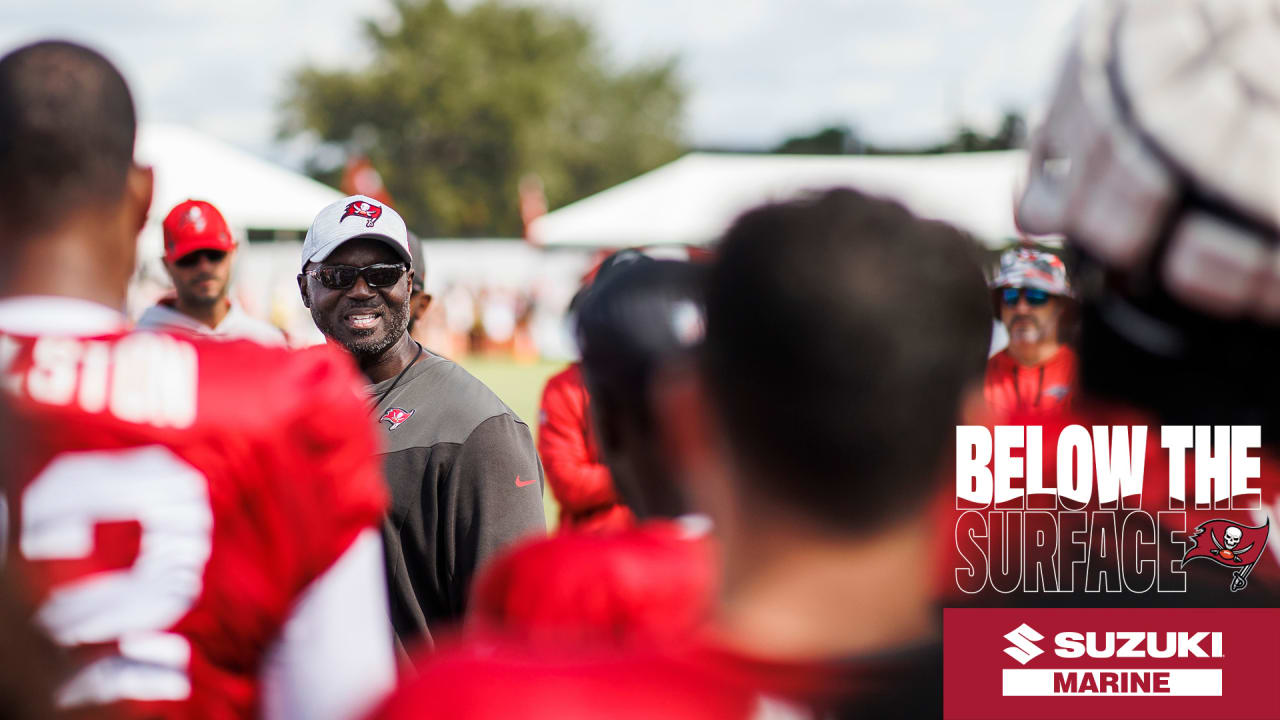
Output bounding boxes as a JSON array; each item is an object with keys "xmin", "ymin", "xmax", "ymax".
[{"xmin": 298, "ymin": 194, "xmax": 546, "ymax": 654}]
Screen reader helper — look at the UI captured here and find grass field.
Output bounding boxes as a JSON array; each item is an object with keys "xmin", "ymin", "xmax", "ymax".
[{"xmin": 456, "ymin": 355, "xmax": 567, "ymax": 529}]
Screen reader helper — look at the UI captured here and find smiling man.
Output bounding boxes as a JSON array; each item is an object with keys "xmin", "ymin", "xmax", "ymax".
[
  {"xmin": 136, "ymin": 199, "xmax": 284, "ymax": 344},
  {"xmin": 298, "ymin": 195, "xmax": 546, "ymax": 655}
]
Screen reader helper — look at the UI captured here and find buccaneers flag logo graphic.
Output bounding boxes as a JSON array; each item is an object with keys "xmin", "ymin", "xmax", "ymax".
[
  {"xmin": 340, "ymin": 200, "xmax": 383, "ymax": 228},
  {"xmin": 380, "ymin": 407, "xmax": 414, "ymax": 431},
  {"xmin": 1182, "ymin": 518, "xmax": 1269, "ymax": 592}
]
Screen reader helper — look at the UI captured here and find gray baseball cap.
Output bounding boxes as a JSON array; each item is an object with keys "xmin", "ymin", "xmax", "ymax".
[{"xmin": 301, "ymin": 195, "xmax": 412, "ymax": 271}]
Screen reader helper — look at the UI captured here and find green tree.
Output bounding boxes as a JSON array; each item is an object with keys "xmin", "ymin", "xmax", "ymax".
[
  {"xmin": 280, "ymin": 0, "xmax": 685, "ymax": 236},
  {"xmin": 922, "ymin": 111, "xmax": 1026, "ymax": 154},
  {"xmin": 772, "ymin": 125, "xmax": 861, "ymax": 155},
  {"xmin": 767, "ymin": 111, "xmax": 1026, "ymax": 156}
]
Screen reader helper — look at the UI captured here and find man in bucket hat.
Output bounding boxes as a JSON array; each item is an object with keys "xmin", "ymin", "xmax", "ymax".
[{"xmin": 984, "ymin": 246, "xmax": 1076, "ymax": 414}]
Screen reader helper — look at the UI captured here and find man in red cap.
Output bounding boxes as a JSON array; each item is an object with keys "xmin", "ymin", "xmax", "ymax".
[{"xmin": 136, "ymin": 199, "xmax": 284, "ymax": 344}]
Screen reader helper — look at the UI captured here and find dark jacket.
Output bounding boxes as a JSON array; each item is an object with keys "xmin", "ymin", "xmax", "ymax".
[{"xmin": 368, "ymin": 351, "xmax": 546, "ymax": 651}]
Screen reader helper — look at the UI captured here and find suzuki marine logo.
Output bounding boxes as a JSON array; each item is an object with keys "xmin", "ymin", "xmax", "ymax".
[
  {"xmin": 998, "ymin": 626, "xmax": 1226, "ymax": 697},
  {"xmin": 1004, "ymin": 623, "xmax": 1045, "ymax": 665},
  {"xmin": 1003, "ymin": 625, "xmax": 1224, "ymax": 664}
]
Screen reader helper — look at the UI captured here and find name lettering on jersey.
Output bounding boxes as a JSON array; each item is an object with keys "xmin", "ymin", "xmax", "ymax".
[{"xmin": 0, "ymin": 332, "xmax": 198, "ymax": 429}]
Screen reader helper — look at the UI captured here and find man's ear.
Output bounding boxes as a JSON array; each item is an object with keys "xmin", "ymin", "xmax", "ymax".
[
  {"xmin": 127, "ymin": 164, "xmax": 154, "ymax": 235},
  {"xmin": 410, "ymin": 291, "xmax": 431, "ymax": 323},
  {"xmin": 297, "ymin": 274, "xmax": 311, "ymax": 309}
]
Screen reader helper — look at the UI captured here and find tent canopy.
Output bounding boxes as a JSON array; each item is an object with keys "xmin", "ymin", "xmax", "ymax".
[
  {"xmin": 136, "ymin": 123, "xmax": 343, "ymax": 236},
  {"xmin": 529, "ymin": 151, "xmax": 1028, "ymax": 249}
]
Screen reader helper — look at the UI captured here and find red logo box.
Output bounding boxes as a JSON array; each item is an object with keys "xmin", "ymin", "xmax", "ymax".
[{"xmin": 944, "ymin": 607, "xmax": 1280, "ymax": 719}]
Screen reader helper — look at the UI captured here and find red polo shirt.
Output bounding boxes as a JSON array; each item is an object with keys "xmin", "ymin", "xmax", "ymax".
[{"xmin": 984, "ymin": 345, "xmax": 1076, "ymax": 415}]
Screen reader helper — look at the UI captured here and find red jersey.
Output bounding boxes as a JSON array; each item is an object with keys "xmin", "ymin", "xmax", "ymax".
[
  {"xmin": 537, "ymin": 364, "xmax": 633, "ymax": 533},
  {"xmin": 984, "ymin": 345, "xmax": 1076, "ymax": 415},
  {"xmin": 468, "ymin": 517, "xmax": 716, "ymax": 648},
  {"xmin": 2, "ymin": 318, "xmax": 387, "ymax": 718},
  {"xmin": 372, "ymin": 634, "xmax": 940, "ymax": 720}
]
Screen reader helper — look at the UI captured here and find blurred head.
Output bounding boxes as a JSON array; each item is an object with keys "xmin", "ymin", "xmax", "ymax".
[
  {"xmin": 0, "ymin": 40, "xmax": 151, "ymax": 295},
  {"xmin": 298, "ymin": 196, "xmax": 415, "ymax": 358},
  {"xmin": 674, "ymin": 188, "xmax": 990, "ymax": 535},
  {"xmin": 1016, "ymin": 0, "xmax": 1280, "ymax": 427},
  {"xmin": 162, "ymin": 200, "xmax": 236, "ymax": 309},
  {"xmin": 568, "ymin": 247, "xmax": 656, "ymax": 318},
  {"xmin": 990, "ymin": 248, "xmax": 1072, "ymax": 354},
  {"xmin": 576, "ymin": 259, "xmax": 706, "ymax": 519},
  {"xmin": 407, "ymin": 233, "xmax": 432, "ymax": 334}
]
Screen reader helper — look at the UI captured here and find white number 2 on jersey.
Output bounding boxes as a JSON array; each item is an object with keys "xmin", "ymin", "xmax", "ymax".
[{"xmin": 21, "ymin": 446, "xmax": 213, "ymax": 708}]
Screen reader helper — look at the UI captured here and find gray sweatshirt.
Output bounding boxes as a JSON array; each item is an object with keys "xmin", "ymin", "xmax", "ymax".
[
  {"xmin": 367, "ymin": 350, "xmax": 546, "ymax": 650},
  {"xmin": 136, "ymin": 299, "xmax": 285, "ymax": 346}
]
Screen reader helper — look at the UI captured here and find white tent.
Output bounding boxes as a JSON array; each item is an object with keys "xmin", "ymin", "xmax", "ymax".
[
  {"xmin": 529, "ymin": 151, "xmax": 1028, "ymax": 249},
  {"xmin": 134, "ymin": 123, "xmax": 343, "ymax": 255},
  {"xmin": 128, "ymin": 123, "xmax": 345, "ymax": 338}
]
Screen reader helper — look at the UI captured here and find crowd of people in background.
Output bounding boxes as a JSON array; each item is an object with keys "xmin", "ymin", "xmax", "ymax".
[{"xmin": 4, "ymin": 0, "xmax": 1280, "ymax": 717}]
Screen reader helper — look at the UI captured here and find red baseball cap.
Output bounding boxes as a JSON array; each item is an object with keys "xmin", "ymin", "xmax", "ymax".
[{"xmin": 163, "ymin": 200, "xmax": 235, "ymax": 263}]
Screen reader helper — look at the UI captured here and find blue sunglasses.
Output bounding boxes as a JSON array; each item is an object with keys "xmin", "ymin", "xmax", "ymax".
[{"xmin": 1001, "ymin": 287, "xmax": 1050, "ymax": 307}]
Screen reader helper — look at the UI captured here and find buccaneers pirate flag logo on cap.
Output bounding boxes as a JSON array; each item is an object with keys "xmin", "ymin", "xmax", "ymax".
[
  {"xmin": 340, "ymin": 200, "xmax": 383, "ymax": 228},
  {"xmin": 1182, "ymin": 518, "xmax": 1270, "ymax": 592}
]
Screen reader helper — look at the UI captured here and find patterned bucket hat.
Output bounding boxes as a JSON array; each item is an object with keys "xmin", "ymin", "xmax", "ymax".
[{"xmin": 990, "ymin": 247, "xmax": 1071, "ymax": 297}]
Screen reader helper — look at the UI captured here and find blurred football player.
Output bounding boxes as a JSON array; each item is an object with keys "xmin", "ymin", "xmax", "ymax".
[
  {"xmin": 0, "ymin": 40, "xmax": 395, "ymax": 718},
  {"xmin": 535, "ymin": 250, "xmax": 655, "ymax": 535},
  {"xmin": 469, "ymin": 258, "xmax": 715, "ymax": 648},
  {"xmin": 374, "ymin": 188, "xmax": 992, "ymax": 719}
]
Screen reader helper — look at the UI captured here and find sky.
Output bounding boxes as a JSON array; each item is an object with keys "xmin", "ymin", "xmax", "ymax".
[{"xmin": 1, "ymin": 0, "xmax": 1083, "ymax": 168}]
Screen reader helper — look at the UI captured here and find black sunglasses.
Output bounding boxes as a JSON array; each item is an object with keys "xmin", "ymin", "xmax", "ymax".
[
  {"xmin": 1001, "ymin": 287, "xmax": 1050, "ymax": 307},
  {"xmin": 304, "ymin": 263, "xmax": 407, "ymax": 290},
  {"xmin": 174, "ymin": 249, "xmax": 228, "ymax": 268}
]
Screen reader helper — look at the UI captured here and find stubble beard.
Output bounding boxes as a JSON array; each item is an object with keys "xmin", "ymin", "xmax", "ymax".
[
  {"xmin": 178, "ymin": 277, "xmax": 227, "ymax": 309},
  {"xmin": 317, "ymin": 293, "xmax": 412, "ymax": 360},
  {"xmin": 1009, "ymin": 316, "xmax": 1045, "ymax": 345}
]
